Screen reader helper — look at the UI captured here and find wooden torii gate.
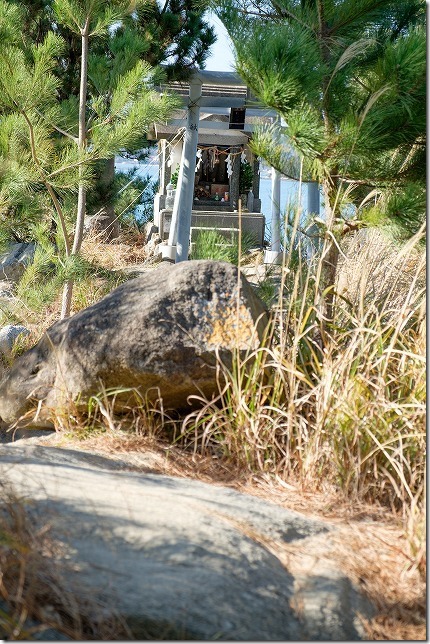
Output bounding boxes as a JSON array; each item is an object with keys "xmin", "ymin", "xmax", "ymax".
[{"xmin": 158, "ymin": 69, "xmax": 320, "ymax": 263}]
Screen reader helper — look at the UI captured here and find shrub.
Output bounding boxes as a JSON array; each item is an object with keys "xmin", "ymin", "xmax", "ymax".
[
  {"xmin": 182, "ymin": 221, "xmax": 426, "ymax": 572},
  {"xmin": 191, "ymin": 228, "xmax": 258, "ymax": 264}
]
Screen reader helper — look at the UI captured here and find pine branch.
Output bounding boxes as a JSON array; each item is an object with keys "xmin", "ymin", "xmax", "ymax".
[
  {"xmin": 20, "ymin": 110, "xmax": 71, "ymax": 256},
  {"xmin": 34, "ymin": 108, "xmax": 79, "ymax": 143},
  {"xmin": 45, "ymin": 157, "xmax": 97, "ymax": 180},
  {"xmin": 329, "ymin": 0, "xmax": 394, "ymax": 36},
  {"xmin": 233, "ymin": 4, "xmax": 315, "ymax": 31}
]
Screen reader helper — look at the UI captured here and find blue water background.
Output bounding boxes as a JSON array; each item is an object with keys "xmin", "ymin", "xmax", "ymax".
[{"xmin": 115, "ymin": 160, "xmax": 316, "ymax": 239}]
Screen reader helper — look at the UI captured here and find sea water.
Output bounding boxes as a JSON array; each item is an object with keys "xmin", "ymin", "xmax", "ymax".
[{"xmin": 115, "ymin": 159, "xmax": 318, "ymax": 240}]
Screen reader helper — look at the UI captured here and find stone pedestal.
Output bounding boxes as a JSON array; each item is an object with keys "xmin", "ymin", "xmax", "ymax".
[
  {"xmin": 159, "ymin": 209, "xmax": 265, "ymax": 247},
  {"xmin": 159, "ymin": 244, "xmax": 177, "ymax": 261},
  {"xmin": 264, "ymin": 250, "xmax": 283, "ymax": 265},
  {"xmin": 153, "ymin": 193, "xmax": 166, "ymax": 227}
]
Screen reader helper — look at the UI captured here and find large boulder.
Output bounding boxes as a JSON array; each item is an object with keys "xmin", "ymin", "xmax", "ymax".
[{"xmin": 0, "ymin": 260, "xmax": 268, "ymax": 425}]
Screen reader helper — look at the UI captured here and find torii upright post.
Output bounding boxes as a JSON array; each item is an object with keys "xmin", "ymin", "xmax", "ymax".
[
  {"xmin": 270, "ymin": 167, "xmax": 281, "ymax": 252},
  {"xmin": 166, "ymin": 77, "xmax": 202, "ymax": 263},
  {"xmin": 306, "ymin": 181, "xmax": 321, "ymax": 256},
  {"xmin": 307, "ymin": 181, "xmax": 320, "ymax": 218},
  {"xmin": 264, "ymin": 167, "xmax": 282, "ymax": 264},
  {"xmin": 264, "ymin": 116, "xmax": 283, "ymax": 265}
]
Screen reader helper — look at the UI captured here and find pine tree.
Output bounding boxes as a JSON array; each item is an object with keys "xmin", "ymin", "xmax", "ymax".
[
  {"xmin": 10, "ymin": 0, "xmax": 215, "ymax": 238},
  {"xmin": 0, "ymin": 0, "xmax": 178, "ymax": 317},
  {"xmin": 128, "ymin": 0, "xmax": 216, "ymax": 80},
  {"xmin": 217, "ymin": 0, "xmax": 425, "ymax": 320}
]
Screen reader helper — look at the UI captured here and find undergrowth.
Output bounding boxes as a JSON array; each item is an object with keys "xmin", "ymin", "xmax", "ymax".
[
  {"xmin": 185, "ymin": 225, "xmax": 426, "ymax": 574},
  {"xmin": 190, "ymin": 228, "xmax": 258, "ymax": 265},
  {"xmin": 2, "ymin": 215, "xmax": 426, "ymax": 587},
  {"xmin": 0, "ymin": 234, "xmax": 132, "ymax": 331},
  {"xmin": 39, "ymin": 222, "xmax": 425, "ymax": 579}
]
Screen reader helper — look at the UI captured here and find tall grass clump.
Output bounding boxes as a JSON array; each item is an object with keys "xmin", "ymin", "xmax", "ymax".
[
  {"xmin": 49, "ymin": 384, "xmax": 171, "ymax": 441},
  {"xmin": 0, "ymin": 483, "xmax": 130, "ymax": 640},
  {"xmin": 181, "ymin": 218, "xmax": 426, "ymax": 570},
  {"xmin": 191, "ymin": 228, "xmax": 257, "ymax": 265}
]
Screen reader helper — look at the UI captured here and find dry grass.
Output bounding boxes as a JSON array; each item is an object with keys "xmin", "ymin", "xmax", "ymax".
[
  {"xmin": 80, "ymin": 231, "xmax": 149, "ymax": 271},
  {"xmin": 0, "ymin": 482, "xmax": 131, "ymax": 640},
  {"xmin": 21, "ymin": 428, "xmax": 426, "ymax": 641},
  {"xmin": 337, "ymin": 227, "xmax": 426, "ymax": 314},
  {"xmin": 330, "ymin": 526, "xmax": 426, "ymax": 640}
]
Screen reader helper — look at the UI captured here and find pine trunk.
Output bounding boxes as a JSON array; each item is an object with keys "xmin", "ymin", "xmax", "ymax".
[
  {"xmin": 61, "ymin": 20, "xmax": 89, "ymax": 319},
  {"xmin": 92, "ymin": 157, "xmax": 119, "ymax": 241},
  {"xmin": 319, "ymin": 179, "xmax": 340, "ymax": 327}
]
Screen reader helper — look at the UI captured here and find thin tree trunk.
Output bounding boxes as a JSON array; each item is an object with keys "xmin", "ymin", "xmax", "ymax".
[
  {"xmin": 320, "ymin": 237, "xmax": 339, "ymax": 322},
  {"xmin": 91, "ymin": 157, "xmax": 120, "ymax": 240},
  {"xmin": 316, "ymin": 179, "xmax": 340, "ymax": 338},
  {"xmin": 61, "ymin": 19, "xmax": 89, "ymax": 319},
  {"xmin": 60, "ymin": 183, "xmax": 86, "ymax": 318}
]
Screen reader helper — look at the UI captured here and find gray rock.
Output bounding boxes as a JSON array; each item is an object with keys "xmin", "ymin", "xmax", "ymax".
[
  {"xmin": 0, "ymin": 260, "xmax": 268, "ymax": 425},
  {"xmin": 144, "ymin": 232, "xmax": 162, "ymax": 259},
  {"xmin": 0, "ymin": 280, "xmax": 16, "ymax": 300},
  {"xmin": 0, "ymin": 444, "xmax": 374, "ymax": 640},
  {"xmin": 0, "ymin": 242, "xmax": 35, "ymax": 281},
  {"xmin": 0, "ymin": 427, "xmax": 56, "ymax": 443},
  {"xmin": 83, "ymin": 208, "xmax": 119, "ymax": 241},
  {"xmin": 0, "ymin": 324, "xmax": 29, "ymax": 357},
  {"xmin": 143, "ymin": 221, "xmax": 159, "ymax": 243}
]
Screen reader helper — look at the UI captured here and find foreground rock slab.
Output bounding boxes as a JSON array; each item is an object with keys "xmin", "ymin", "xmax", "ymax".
[
  {"xmin": 0, "ymin": 444, "xmax": 372, "ymax": 640},
  {"xmin": 0, "ymin": 260, "xmax": 268, "ymax": 425}
]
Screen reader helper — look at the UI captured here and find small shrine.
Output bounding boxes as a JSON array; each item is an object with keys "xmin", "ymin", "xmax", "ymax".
[
  {"xmin": 147, "ymin": 70, "xmax": 320, "ymax": 264},
  {"xmin": 148, "ymin": 71, "xmax": 265, "ymax": 254},
  {"xmin": 148, "ymin": 117, "xmax": 264, "ymax": 238}
]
